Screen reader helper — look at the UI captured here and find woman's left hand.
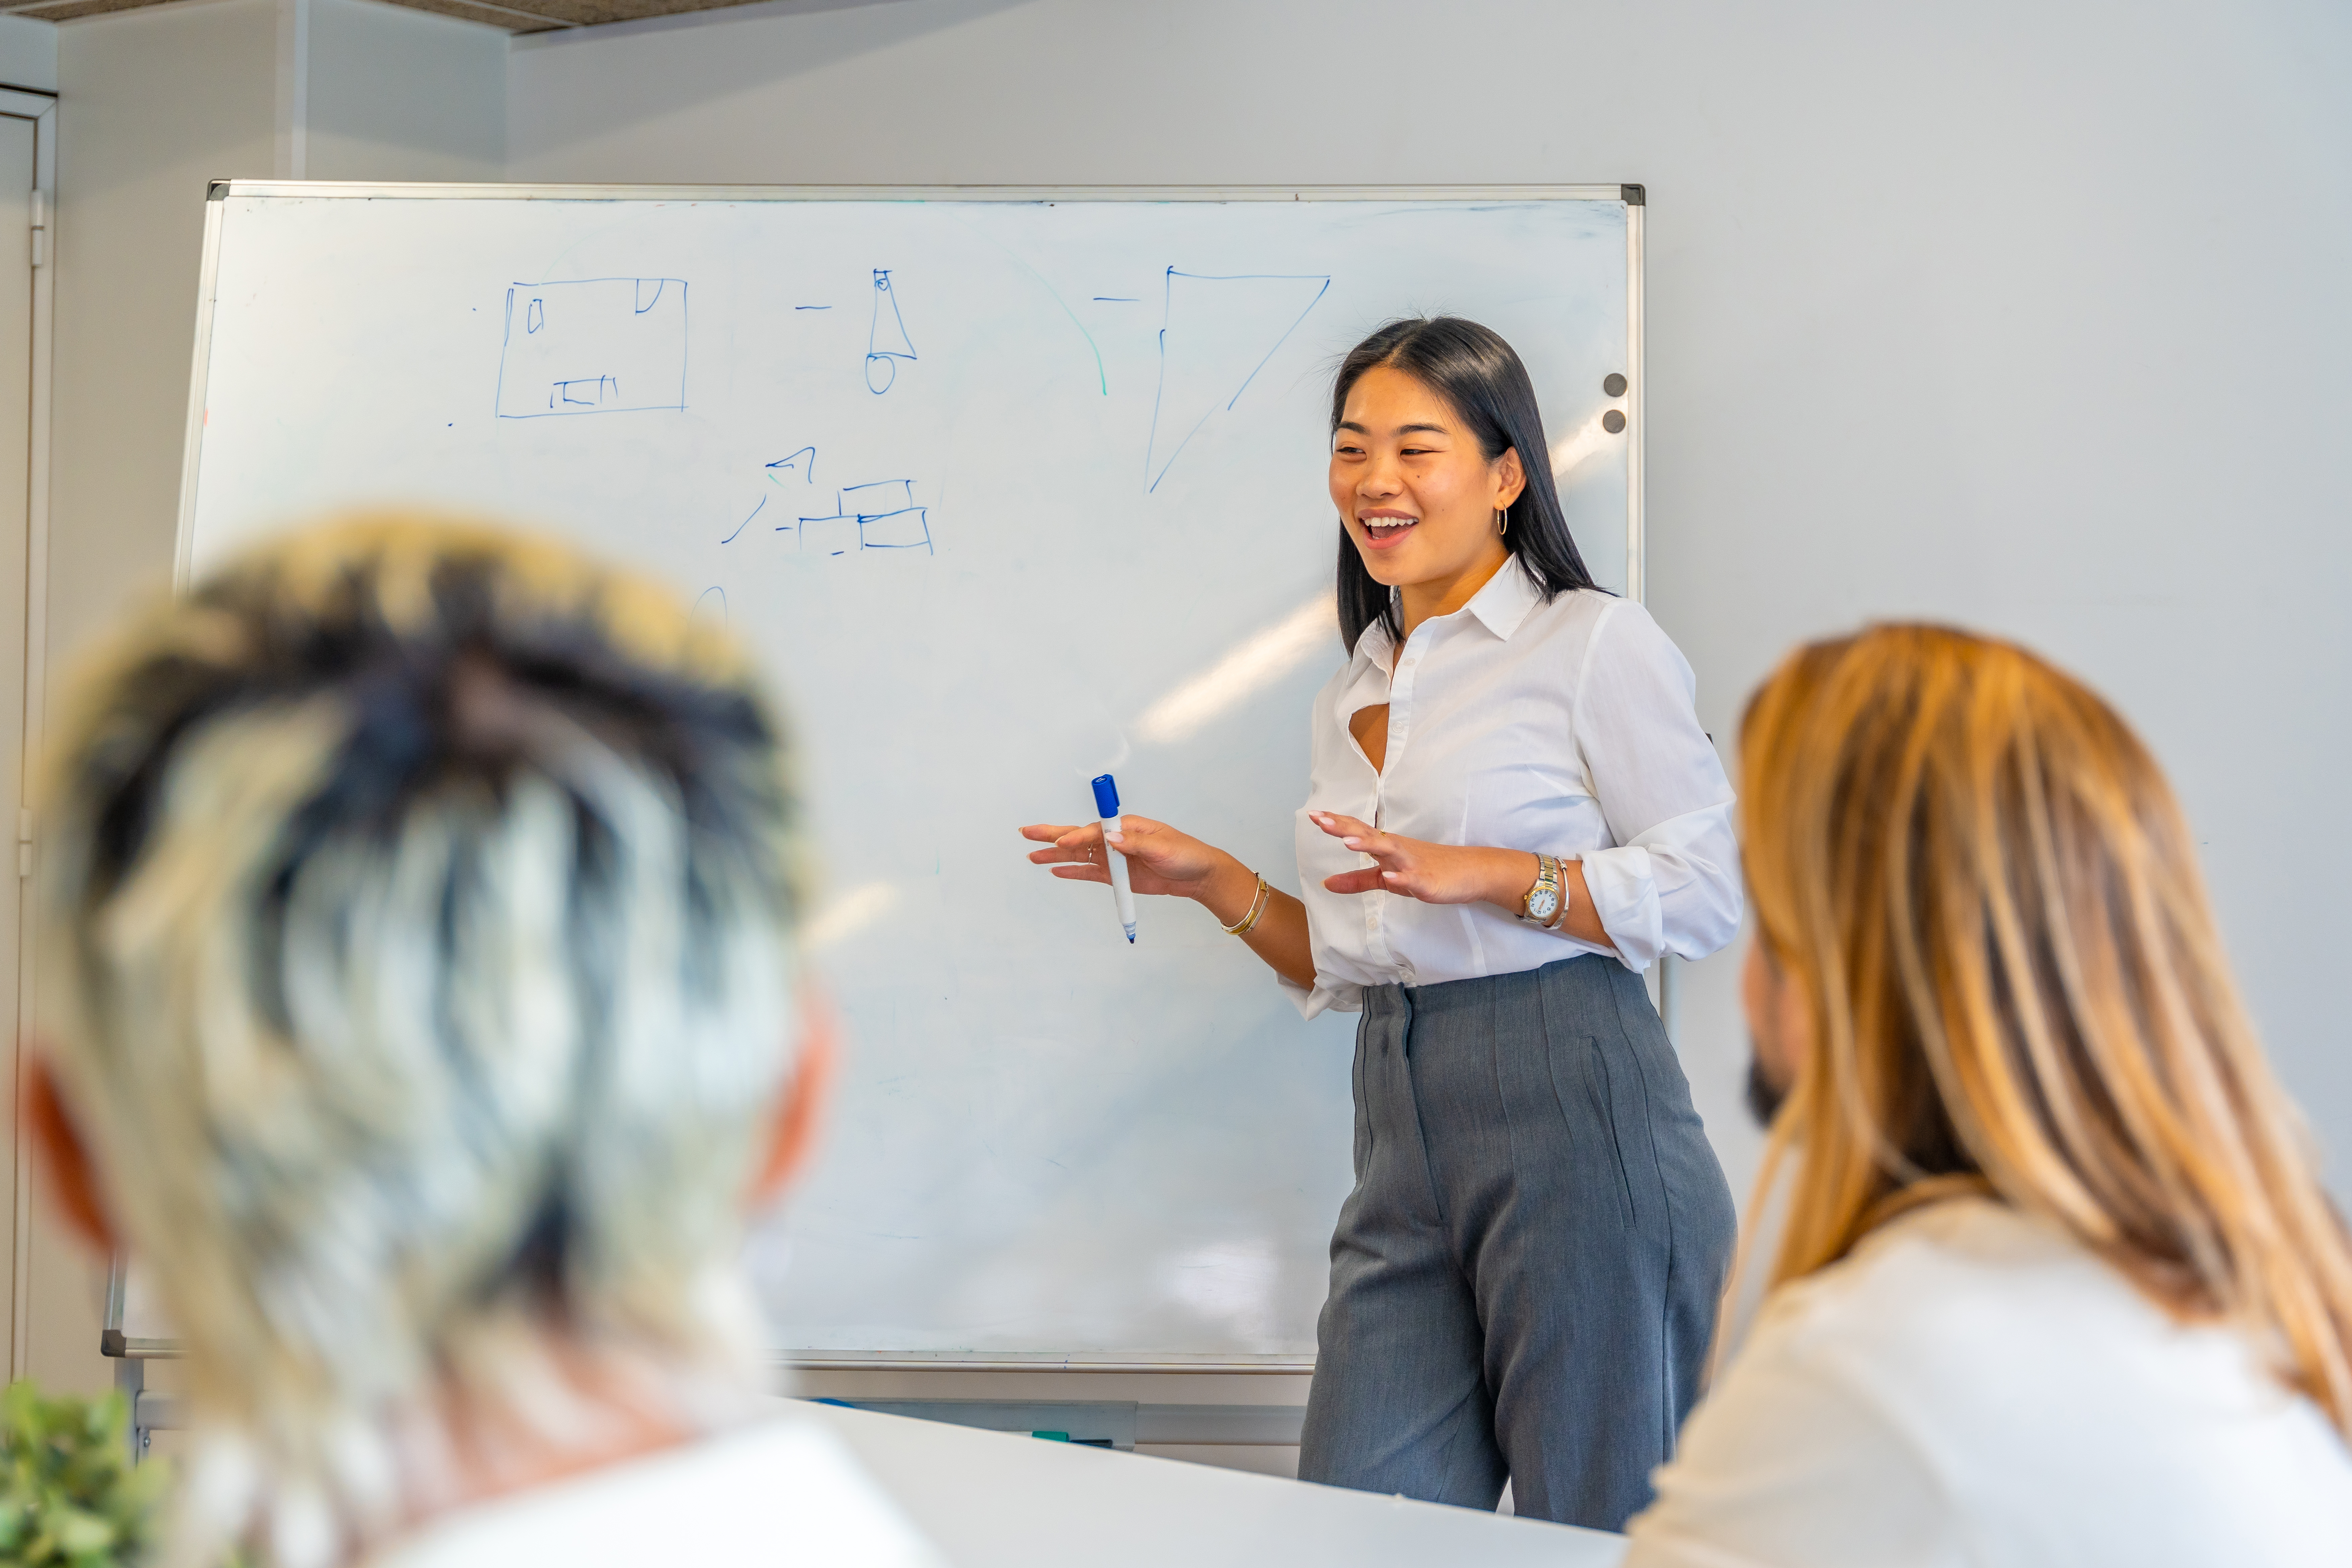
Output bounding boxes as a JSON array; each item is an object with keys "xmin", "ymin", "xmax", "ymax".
[{"xmin": 1310, "ymin": 811, "xmax": 1533, "ymax": 908}]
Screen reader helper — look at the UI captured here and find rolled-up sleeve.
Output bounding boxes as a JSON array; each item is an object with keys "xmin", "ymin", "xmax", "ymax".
[
  {"xmin": 1572, "ymin": 603, "xmax": 1742, "ymax": 971},
  {"xmin": 1280, "ymin": 971, "xmax": 1362, "ymax": 1020}
]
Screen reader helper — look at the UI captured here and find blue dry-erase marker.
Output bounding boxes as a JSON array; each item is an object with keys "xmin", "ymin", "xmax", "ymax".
[{"xmin": 1091, "ymin": 773, "xmax": 1139, "ymax": 944}]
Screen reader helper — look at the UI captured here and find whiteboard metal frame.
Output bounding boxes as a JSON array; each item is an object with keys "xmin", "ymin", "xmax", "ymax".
[
  {"xmin": 167, "ymin": 180, "xmax": 1648, "ymax": 1373},
  {"xmin": 1625, "ymin": 190, "xmax": 1646, "ymax": 604}
]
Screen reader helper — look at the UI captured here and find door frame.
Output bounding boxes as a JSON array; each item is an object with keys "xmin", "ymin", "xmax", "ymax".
[{"xmin": 1, "ymin": 84, "xmax": 58, "ymax": 1383}]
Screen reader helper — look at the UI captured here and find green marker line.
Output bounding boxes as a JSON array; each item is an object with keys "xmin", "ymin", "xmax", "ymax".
[{"xmin": 944, "ymin": 214, "xmax": 1109, "ymax": 396}]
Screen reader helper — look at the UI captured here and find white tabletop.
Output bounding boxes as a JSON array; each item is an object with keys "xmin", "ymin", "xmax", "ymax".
[{"xmin": 800, "ymin": 1400, "xmax": 1630, "ymax": 1567}]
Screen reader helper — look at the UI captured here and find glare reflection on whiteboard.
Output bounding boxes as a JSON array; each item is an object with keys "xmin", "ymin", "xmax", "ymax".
[
  {"xmin": 1135, "ymin": 596, "xmax": 1339, "ymax": 745},
  {"xmin": 1549, "ymin": 409, "xmax": 1613, "ymax": 485},
  {"xmin": 1157, "ymin": 1239, "xmax": 1284, "ymax": 1339}
]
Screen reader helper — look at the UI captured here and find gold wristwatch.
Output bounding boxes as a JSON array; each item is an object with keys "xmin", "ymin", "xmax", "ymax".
[{"xmin": 1518, "ymin": 853, "xmax": 1564, "ymax": 929}]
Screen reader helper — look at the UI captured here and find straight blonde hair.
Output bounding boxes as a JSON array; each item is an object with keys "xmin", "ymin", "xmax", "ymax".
[{"xmin": 1738, "ymin": 624, "xmax": 2352, "ymax": 1436}]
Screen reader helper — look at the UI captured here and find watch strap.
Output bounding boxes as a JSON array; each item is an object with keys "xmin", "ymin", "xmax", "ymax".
[{"xmin": 1517, "ymin": 853, "xmax": 1563, "ymax": 927}]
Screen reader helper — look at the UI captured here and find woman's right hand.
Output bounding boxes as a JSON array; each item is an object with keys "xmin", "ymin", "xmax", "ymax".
[
  {"xmin": 1020, "ymin": 817, "xmax": 1316, "ymax": 989},
  {"xmin": 1019, "ymin": 816, "xmax": 1244, "ymax": 904}
]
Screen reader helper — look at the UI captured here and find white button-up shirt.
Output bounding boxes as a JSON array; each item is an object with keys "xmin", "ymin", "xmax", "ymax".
[
  {"xmin": 1286, "ymin": 559, "xmax": 1741, "ymax": 1018},
  {"xmin": 1625, "ymin": 1199, "xmax": 2352, "ymax": 1568}
]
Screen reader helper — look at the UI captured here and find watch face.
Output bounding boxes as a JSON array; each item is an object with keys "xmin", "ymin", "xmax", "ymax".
[{"xmin": 1526, "ymin": 888, "xmax": 1560, "ymax": 921}]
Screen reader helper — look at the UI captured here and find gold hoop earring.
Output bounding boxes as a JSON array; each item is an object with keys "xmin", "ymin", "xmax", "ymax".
[{"xmin": 1496, "ymin": 507, "xmax": 1509, "ymax": 538}]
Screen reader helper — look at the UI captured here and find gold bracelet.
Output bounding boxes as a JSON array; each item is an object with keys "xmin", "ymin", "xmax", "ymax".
[
  {"xmin": 1222, "ymin": 873, "xmax": 1272, "ymax": 937},
  {"xmin": 1546, "ymin": 854, "xmax": 1574, "ymax": 931}
]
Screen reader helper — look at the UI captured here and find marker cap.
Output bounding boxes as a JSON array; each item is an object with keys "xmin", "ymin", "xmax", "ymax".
[{"xmin": 1090, "ymin": 774, "xmax": 1120, "ymax": 819}]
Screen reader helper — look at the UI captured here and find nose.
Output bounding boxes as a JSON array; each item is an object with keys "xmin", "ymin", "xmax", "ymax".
[{"xmin": 1358, "ymin": 448, "xmax": 1404, "ymax": 501}]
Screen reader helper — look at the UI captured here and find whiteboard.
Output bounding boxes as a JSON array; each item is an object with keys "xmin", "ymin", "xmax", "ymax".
[{"xmin": 178, "ymin": 183, "xmax": 1643, "ymax": 1368}]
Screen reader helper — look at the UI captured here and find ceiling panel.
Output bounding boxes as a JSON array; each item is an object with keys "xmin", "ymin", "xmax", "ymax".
[{"xmin": 11, "ymin": 0, "xmax": 840, "ymax": 36}]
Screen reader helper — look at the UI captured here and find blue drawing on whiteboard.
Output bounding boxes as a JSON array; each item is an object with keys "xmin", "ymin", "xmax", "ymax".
[
  {"xmin": 720, "ymin": 498, "xmax": 765, "ymax": 544},
  {"xmin": 721, "ymin": 446, "xmax": 818, "ymax": 543},
  {"xmin": 1144, "ymin": 268, "xmax": 1331, "ymax": 491},
  {"xmin": 866, "ymin": 269, "xmax": 917, "ymax": 394},
  {"xmin": 784, "ymin": 477, "xmax": 933, "ymax": 557},
  {"xmin": 695, "ymin": 586, "xmax": 728, "ymax": 624},
  {"xmin": 496, "ymin": 278, "xmax": 688, "ymax": 418},
  {"xmin": 841, "ymin": 481, "xmax": 931, "ymax": 550}
]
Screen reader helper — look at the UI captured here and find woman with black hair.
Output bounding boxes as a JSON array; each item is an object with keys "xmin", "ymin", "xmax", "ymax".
[{"xmin": 1023, "ymin": 318, "xmax": 1738, "ymax": 1530}]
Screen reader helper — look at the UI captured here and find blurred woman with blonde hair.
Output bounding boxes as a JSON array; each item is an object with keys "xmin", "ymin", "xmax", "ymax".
[{"xmin": 1626, "ymin": 624, "xmax": 2352, "ymax": 1566}]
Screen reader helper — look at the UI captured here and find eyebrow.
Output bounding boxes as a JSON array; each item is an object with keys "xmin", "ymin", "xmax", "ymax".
[{"xmin": 1335, "ymin": 421, "xmax": 1453, "ymax": 436}]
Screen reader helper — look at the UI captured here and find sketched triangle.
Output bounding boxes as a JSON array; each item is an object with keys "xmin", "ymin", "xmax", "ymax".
[
  {"xmin": 1144, "ymin": 270, "xmax": 1331, "ymax": 492},
  {"xmin": 870, "ymin": 270, "xmax": 917, "ymax": 360}
]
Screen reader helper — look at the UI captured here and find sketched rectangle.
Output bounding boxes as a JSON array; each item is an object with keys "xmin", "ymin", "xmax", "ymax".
[
  {"xmin": 842, "ymin": 479, "xmax": 916, "ymax": 513},
  {"xmin": 496, "ymin": 277, "xmax": 688, "ymax": 419},
  {"xmin": 859, "ymin": 506, "xmax": 932, "ymax": 551},
  {"xmin": 798, "ymin": 512, "xmax": 860, "ymax": 556}
]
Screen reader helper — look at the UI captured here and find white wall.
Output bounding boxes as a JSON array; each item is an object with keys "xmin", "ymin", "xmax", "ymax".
[
  {"xmin": 0, "ymin": 4, "xmax": 56, "ymax": 1391},
  {"xmin": 45, "ymin": 0, "xmax": 279, "ymax": 1397},
  {"xmin": 512, "ymin": 0, "xmax": 2352, "ymax": 1213},
  {"xmin": 53, "ymin": 0, "xmax": 504, "ymax": 672},
  {"xmin": 308, "ymin": 0, "xmax": 503, "ymax": 181},
  {"xmin": 54, "ymin": 0, "xmax": 275, "ymax": 677},
  {"xmin": 0, "ymin": 15, "xmax": 56, "ymax": 92}
]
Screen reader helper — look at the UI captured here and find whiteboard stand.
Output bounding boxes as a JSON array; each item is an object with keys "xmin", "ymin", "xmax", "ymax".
[{"xmin": 100, "ymin": 1254, "xmax": 173, "ymax": 1461}]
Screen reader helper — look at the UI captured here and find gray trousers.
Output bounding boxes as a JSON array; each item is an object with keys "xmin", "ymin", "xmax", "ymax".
[{"xmin": 1296, "ymin": 953, "xmax": 1736, "ymax": 1531}]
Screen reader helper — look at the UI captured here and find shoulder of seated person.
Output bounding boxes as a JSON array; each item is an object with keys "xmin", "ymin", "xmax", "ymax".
[
  {"xmin": 367, "ymin": 1414, "xmax": 944, "ymax": 1568},
  {"xmin": 1747, "ymin": 1194, "xmax": 2321, "ymax": 1428},
  {"xmin": 1755, "ymin": 1196, "xmax": 2144, "ymax": 1364},
  {"xmin": 1713, "ymin": 1199, "xmax": 2352, "ymax": 1560}
]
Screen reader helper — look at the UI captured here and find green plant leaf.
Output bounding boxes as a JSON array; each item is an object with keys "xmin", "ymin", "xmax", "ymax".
[
  {"xmin": 53, "ymin": 1507, "xmax": 114, "ymax": 1554},
  {"xmin": 0, "ymin": 1380, "xmax": 164, "ymax": 1566}
]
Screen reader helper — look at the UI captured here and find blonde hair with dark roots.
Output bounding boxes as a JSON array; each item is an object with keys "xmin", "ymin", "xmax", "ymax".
[
  {"xmin": 1738, "ymin": 623, "xmax": 2352, "ymax": 1436},
  {"xmin": 37, "ymin": 517, "xmax": 806, "ymax": 1566}
]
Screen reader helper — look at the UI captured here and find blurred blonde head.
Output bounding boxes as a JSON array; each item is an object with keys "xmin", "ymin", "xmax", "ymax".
[
  {"xmin": 1738, "ymin": 624, "xmax": 2352, "ymax": 1435},
  {"xmin": 37, "ymin": 517, "xmax": 806, "ymax": 1563}
]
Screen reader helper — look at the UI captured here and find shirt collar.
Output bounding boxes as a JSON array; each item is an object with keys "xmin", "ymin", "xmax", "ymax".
[
  {"xmin": 1465, "ymin": 556, "xmax": 1545, "ymax": 641},
  {"xmin": 1349, "ymin": 557, "xmax": 1545, "ymax": 672}
]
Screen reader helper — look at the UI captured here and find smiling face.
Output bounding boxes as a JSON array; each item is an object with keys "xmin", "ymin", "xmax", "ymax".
[{"xmin": 1329, "ymin": 364, "xmax": 1525, "ymax": 604}]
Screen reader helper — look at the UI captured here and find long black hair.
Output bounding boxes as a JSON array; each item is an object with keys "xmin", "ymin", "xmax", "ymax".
[{"xmin": 1330, "ymin": 317, "xmax": 1598, "ymax": 651}]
